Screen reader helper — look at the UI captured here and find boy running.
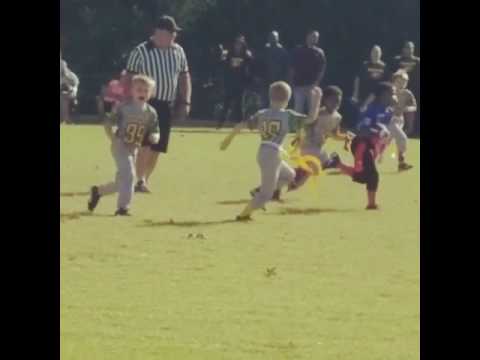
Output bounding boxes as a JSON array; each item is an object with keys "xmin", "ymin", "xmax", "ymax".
[
  {"xmin": 385, "ymin": 70, "xmax": 417, "ymax": 171},
  {"xmin": 329, "ymin": 82, "xmax": 396, "ymax": 209},
  {"xmin": 289, "ymin": 86, "xmax": 352, "ymax": 191},
  {"xmin": 330, "ymin": 123, "xmax": 390, "ymax": 210},
  {"xmin": 88, "ymin": 75, "xmax": 160, "ymax": 216},
  {"xmin": 220, "ymin": 81, "xmax": 321, "ymax": 221}
]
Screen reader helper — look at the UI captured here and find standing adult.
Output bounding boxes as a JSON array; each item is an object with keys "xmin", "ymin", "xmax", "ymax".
[
  {"xmin": 261, "ymin": 30, "xmax": 289, "ymax": 106},
  {"xmin": 126, "ymin": 16, "xmax": 191, "ymax": 193},
  {"xmin": 391, "ymin": 41, "xmax": 420, "ymax": 136},
  {"xmin": 351, "ymin": 45, "xmax": 387, "ymax": 110},
  {"xmin": 217, "ymin": 35, "xmax": 253, "ymax": 129},
  {"xmin": 289, "ymin": 30, "xmax": 327, "ymax": 114}
]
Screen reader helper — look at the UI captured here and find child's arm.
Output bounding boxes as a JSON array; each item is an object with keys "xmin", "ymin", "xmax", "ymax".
[
  {"xmin": 352, "ymin": 76, "xmax": 360, "ymax": 102},
  {"xmin": 360, "ymin": 94, "xmax": 375, "ymax": 112},
  {"xmin": 220, "ymin": 121, "xmax": 248, "ymax": 151},
  {"xmin": 305, "ymin": 86, "xmax": 322, "ymax": 124},
  {"xmin": 405, "ymin": 90, "xmax": 417, "ymax": 113},
  {"xmin": 104, "ymin": 108, "xmax": 120, "ymax": 141}
]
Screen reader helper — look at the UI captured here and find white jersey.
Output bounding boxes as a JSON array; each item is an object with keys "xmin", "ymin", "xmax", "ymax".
[{"xmin": 304, "ymin": 108, "xmax": 342, "ymax": 148}]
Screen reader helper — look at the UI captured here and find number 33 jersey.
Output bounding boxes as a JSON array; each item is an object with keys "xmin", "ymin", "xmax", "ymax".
[
  {"xmin": 109, "ymin": 101, "xmax": 159, "ymax": 150},
  {"xmin": 252, "ymin": 108, "xmax": 307, "ymax": 147}
]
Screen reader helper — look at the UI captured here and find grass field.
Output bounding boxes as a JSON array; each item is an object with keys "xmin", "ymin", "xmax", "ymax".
[{"xmin": 60, "ymin": 125, "xmax": 420, "ymax": 360}]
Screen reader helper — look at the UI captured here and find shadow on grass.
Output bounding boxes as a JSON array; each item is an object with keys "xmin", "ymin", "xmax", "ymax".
[
  {"xmin": 217, "ymin": 198, "xmax": 298, "ymax": 206},
  {"xmin": 325, "ymin": 171, "xmax": 343, "ymax": 176},
  {"xmin": 61, "ymin": 191, "xmax": 89, "ymax": 197},
  {"xmin": 270, "ymin": 207, "xmax": 358, "ymax": 216},
  {"xmin": 139, "ymin": 218, "xmax": 240, "ymax": 228},
  {"xmin": 60, "ymin": 211, "xmax": 114, "ymax": 222},
  {"xmin": 217, "ymin": 199, "xmax": 251, "ymax": 205}
]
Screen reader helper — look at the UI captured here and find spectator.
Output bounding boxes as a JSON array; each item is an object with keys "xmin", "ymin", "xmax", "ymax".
[
  {"xmin": 351, "ymin": 45, "xmax": 387, "ymax": 110},
  {"xmin": 261, "ymin": 30, "xmax": 289, "ymax": 106},
  {"xmin": 60, "ymin": 51, "xmax": 79, "ymax": 124},
  {"xmin": 126, "ymin": 15, "xmax": 191, "ymax": 193},
  {"xmin": 217, "ymin": 34, "xmax": 253, "ymax": 129},
  {"xmin": 97, "ymin": 70, "xmax": 129, "ymax": 120},
  {"xmin": 391, "ymin": 41, "xmax": 420, "ymax": 136},
  {"xmin": 289, "ymin": 30, "xmax": 327, "ymax": 114}
]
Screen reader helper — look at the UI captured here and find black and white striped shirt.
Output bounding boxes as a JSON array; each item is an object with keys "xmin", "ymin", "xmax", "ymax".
[{"xmin": 126, "ymin": 40, "xmax": 189, "ymax": 102}]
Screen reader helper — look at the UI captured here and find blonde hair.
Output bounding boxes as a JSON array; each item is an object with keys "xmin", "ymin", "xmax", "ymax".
[
  {"xmin": 269, "ymin": 81, "xmax": 292, "ymax": 104},
  {"xmin": 392, "ymin": 69, "xmax": 409, "ymax": 81},
  {"xmin": 131, "ymin": 74, "xmax": 156, "ymax": 93}
]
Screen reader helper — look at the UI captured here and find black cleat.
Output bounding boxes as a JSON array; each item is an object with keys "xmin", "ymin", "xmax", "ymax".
[
  {"xmin": 236, "ymin": 214, "xmax": 252, "ymax": 222},
  {"xmin": 135, "ymin": 180, "xmax": 151, "ymax": 193},
  {"xmin": 115, "ymin": 208, "xmax": 131, "ymax": 216},
  {"xmin": 88, "ymin": 186, "xmax": 101, "ymax": 212},
  {"xmin": 272, "ymin": 189, "xmax": 281, "ymax": 202},
  {"xmin": 398, "ymin": 163, "xmax": 413, "ymax": 172}
]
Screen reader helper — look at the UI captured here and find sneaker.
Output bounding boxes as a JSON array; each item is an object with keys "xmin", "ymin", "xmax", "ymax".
[
  {"xmin": 115, "ymin": 208, "xmax": 131, "ymax": 216},
  {"xmin": 236, "ymin": 214, "xmax": 252, "ymax": 221},
  {"xmin": 135, "ymin": 180, "xmax": 151, "ymax": 193},
  {"xmin": 272, "ymin": 189, "xmax": 281, "ymax": 202},
  {"xmin": 398, "ymin": 163, "xmax": 414, "ymax": 172},
  {"xmin": 87, "ymin": 186, "xmax": 101, "ymax": 212},
  {"xmin": 366, "ymin": 204, "xmax": 379, "ymax": 210}
]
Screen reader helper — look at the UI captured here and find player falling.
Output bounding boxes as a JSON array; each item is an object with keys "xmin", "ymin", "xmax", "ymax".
[
  {"xmin": 288, "ymin": 86, "xmax": 353, "ymax": 191},
  {"xmin": 220, "ymin": 81, "xmax": 322, "ymax": 221},
  {"xmin": 88, "ymin": 75, "xmax": 160, "ymax": 216},
  {"xmin": 330, "ymin": 82, "xmax": 397, "ymax": 209}
]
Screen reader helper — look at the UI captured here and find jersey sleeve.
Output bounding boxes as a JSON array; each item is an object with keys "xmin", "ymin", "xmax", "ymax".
[
  {"xmin": 287, "ymin": 110, "xmax": 309, "ymax": 131},
  {"xmin": 126, "ymin": 47, "xmax": 144, "ymax": 74}
]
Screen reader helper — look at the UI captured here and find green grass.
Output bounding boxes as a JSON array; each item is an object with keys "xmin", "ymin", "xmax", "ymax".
[{"xmin": 61, "ymin": 125, "xmax": 419, "ymax": 360}]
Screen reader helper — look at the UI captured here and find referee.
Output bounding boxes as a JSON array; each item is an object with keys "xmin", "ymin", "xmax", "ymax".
[{"xmin": 126, "ymin": 15, "xmax": 192, "ymax": 193}]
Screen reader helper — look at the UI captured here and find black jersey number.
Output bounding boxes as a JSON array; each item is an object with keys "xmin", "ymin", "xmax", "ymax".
[
  {"xmin": 124, "ymin": 123, "xmax": 146, "ymax": 146},
  {"xmin": 260, "ymin": 120, "xmax": 281, "ymax": 141}
]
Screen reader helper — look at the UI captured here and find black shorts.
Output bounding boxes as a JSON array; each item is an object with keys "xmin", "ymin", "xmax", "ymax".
[
  {"xmin": 142, "ymin": 99, "xmax": 172, "ymax": 153},
  {"xmin": 351, "ymin": 138, "xmax": 379, "ymax": 192}
]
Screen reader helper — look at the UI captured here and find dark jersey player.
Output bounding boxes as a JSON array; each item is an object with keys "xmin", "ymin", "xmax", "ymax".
[{"xmin": 330, "ymin": 83, "xmax": 395, "ymax": 210}]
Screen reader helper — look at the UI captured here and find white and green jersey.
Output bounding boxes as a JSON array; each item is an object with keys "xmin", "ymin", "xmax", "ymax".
[
  {"xmin": 252, "ymin": 108, "xmax": 307, "ymax": 147},
  {"xmin": 304, "ymin": 107, "xmax": 342, "ymax": 148},
  {"xmin": 108, "ymin": 101, "xmax": 159, "ymax": 149}
]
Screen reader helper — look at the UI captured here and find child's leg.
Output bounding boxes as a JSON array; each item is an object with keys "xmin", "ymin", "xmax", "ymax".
[
  {"xmin": 98, "ymin": 181, "xmax": 117, "ymax": 196},
  {"xmin": 277, "ymin": 160, "xmax": 296, "ymax": 190},
  {"xmin": 364, "ymin": 155, "xmax": 379, "ymax": 208},
  {"xmin": 389, "ymin": 122, "xmax": 408, "ymax": 163},
  {"xmin": 115, "ymin": 147, "xmax": 137, "ymax": 210},
  {"xmin": 98, "ymin": 141, "xmax": 120, "ymax": 196},
  {"xmin": 239, "ymin": 147, "xmax": 281, "ymax": 217}
]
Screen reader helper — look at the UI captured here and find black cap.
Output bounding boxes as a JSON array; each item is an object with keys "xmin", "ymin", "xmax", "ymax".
[{"xmin": 156, "ymin": 16, "xmax": 182, "ymax": 33}]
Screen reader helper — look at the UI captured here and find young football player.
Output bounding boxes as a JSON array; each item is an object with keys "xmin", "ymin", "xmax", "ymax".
[
  {"xmin": 385, "ymin": 70, "xmax": 417, "ymax": 171},
  {"xmin": 329, "ymin": 83, "xmax": 396, "ymax": 209},
  {"xmin": 288, "ymin": 86, "xmax": 353, "ymax": 191},
  {"xmin": 88, "ymin": 75, "xmax": 160, "ymax": 216},
  {"xmin": 330, "ymin": 123, "xmax": 390, "ymax": 210},
  {"xmin": 219, "ymin": 81, "xmax": 322, "ymax": 221}
]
